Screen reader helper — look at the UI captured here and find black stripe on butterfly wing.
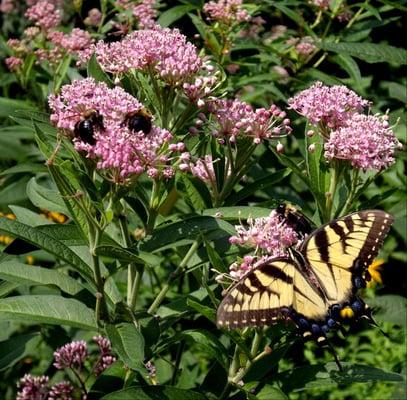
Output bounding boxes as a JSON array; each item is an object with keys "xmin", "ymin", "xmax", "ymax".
[
  {"xmin": 216, "ymin": 258, "xmax": 296, "ymax": 329},
  {"xmin": 350, "ymin": 210, "xmax": 394, "ymax": 270}
]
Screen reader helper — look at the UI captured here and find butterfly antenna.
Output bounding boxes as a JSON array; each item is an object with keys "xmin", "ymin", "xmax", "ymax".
[{"xmin": 322, "ymin": 337, "xmax": 343, "ymax": 372}]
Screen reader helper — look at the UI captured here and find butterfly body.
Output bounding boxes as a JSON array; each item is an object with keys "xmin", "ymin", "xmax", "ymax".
[{"xmin": 217, "ymin": 210, "xmax": 394, "ymax": 339}]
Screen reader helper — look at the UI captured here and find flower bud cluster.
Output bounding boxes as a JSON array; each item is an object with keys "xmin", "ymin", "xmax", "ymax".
[
  {"xmin": 204, "ymin": 0, "xmax": 251, "ymax": 25},
  {"xmin": 25, "ymin": 0, "xmax": 61, "ymax": 30},
  {"xmin": 53, "ymin": 340, "xmax": 88, "ymax": 370},
  {"xmin": 207, "ymin": 98, "xmax": 292, "ymax": 144},
  {"xmin": 17, "ymin": 375, "xmax": 74, "ymax": 400},
  {"xmin": 93, "ymin": 335, "xmax": 117, "ymax": 376}
]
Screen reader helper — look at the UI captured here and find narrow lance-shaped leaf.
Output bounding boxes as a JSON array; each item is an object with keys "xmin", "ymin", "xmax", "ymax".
[
  {"xmin": 0, "ymin": 217, "xmax": 94, "ymax": 284},
  {"xmin": 0, "ymin": 261, "xmax": 85, "ymax": 296},
  {"xmin": 0, "ymin": 295, "xmax": 97, "ymax": 330}
]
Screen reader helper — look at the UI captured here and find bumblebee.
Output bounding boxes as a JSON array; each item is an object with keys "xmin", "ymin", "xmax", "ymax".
[
  {"xmin": 74, "ymin": 110, "xmax": 104, "ymax": 145},
  {"xmin": 276, "ymin": 203, "xmax": 314, "ymax": 237},
  {"xmin": 123, "ymin": 108, "xmax": 153, "ymax": 135}
]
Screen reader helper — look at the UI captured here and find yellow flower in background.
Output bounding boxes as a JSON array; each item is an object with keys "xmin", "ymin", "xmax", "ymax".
[
  {"xmin": 0, "ymin": 212, "xmax": 16, "ymax": 245},
  {"xmin": 40, "ymin": 210, "xmax": 68, "ymax": 224},
  {"xmin": 367, "ymin": 259, "xmax": 385, "ymax": 287}
]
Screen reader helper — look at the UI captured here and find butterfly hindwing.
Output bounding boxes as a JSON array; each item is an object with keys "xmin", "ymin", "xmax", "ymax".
[{"xmin": 217, "ymin": 258, "xmax": 296, "ymax": 328}]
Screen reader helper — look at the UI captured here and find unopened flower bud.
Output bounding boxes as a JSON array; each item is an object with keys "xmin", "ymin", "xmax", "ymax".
[{"xmin": 276, "ymin": 142, "xmax": 284, "ymax": 153}]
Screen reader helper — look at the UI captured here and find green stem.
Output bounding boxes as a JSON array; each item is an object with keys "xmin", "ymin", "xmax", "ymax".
[
  {"xmin": 325, "ymin": 163, "xmax": 340, "ymax": 222},
  {"xmin": 91, "ymin": 227, "xmax": 108, "ymax": 324},
  {"xmin": 171, "ymin": 340, "xmax": 185, "ymax": 386},
  {"xmin": 129, "ymin": 265, "xmax": 144, "ymax": 310},
  {"xmin": 340, "ymin": 169, "xmax": 360, "ymax": 216},
  {"xmin": 70, "ymin": 367, "xmax": 87, "ymax": 396},
  {"xmin": 147, "ymin": 240, "xmax": 200, "ymax": 314},
  {"xmin": 118, "ymin": 215, "xmax": 136, "ymax": 306}
]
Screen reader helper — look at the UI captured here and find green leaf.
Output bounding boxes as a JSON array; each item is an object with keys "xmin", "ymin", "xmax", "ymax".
[
  {"xmin": 320, "ymin": 42, "xmax": 407, "ymax": 65},
  {"xmin": 204, "ymin": 238, "xmax": 227, "ymax": 273},
  {"xmin": 0, "ymin": 176, "xmax": 31, "ymax": 206},
  {"xmin": 1, "ymin": 163, "xmax": 48, "ymax": 176},
  {"xmin": 332, "ymin": 54, "xmax": 362, "ymax": 89},
  {"xmin": 0, "ymin": 217, "xmax": 94, "ymax": 283},
  {"xmin": 0, "ymin": 97, "xmax": 34, "ymax": 118},
  {"xmin": 95, "ymin": 245, "xmax": 161, "ymax": 266},
  {"xmin": 383, "ymin": 81, "xmax": 407, "ymax": 103},
  {"xmin": 102, "ymin": 386, "xmax": 208, "ymax": 400},
  {"xmin": 187, "ymin": 298, "xmax": 216, "ymax": 322},
  {"xmin": 0, "ymin": 261, "xmax": 85, "ymax": 295},
  {"xmin": 26, "ymin": 177, "xmax": 69, "ymax": 216},
  {"xmin": 225, "ymin": 169, "xmax": 291, "ymax": 205},
  {"xmin": 140, "ymin": 216, "xmax": 235, "ymax": 252},
  {"xmin": 105, "ymin": 323, "xmax": 145, "ymax": 373},
  {"xmin": 0, "ymin": 295, "xmax": 97, "ymax": 330},
  {"xmin": 87, "ymin": 54, "xmax": 113, "ymax": 86},
  {"xmin": 158, "ymin": 4, "xmax": 197, "ymax": 27},
  {"xmin": 0, "ymin": 333, "xmax": 41, "ymax": 371},
  {"xmin": 47, "ymin": 162, "xmax": 89, "ymax": 239},
  {"xmin": 367, "ymin": 295, "xmax": 407, "ymax": 328},
  {"xmin": 360, "ymin": 188, "xmax": 399, "ymax": 209},
  {"xmin": 182, "ymin": 330, "xmax": 228, "ymax": 369},
  {"xmin": 256, "ymin": 384, "xmax": 288, "ymax": 400},
  {"xmin": 278, "ymin": 362, "xmax": 404, "ymax": 392},
  {"xmin": 179, "ymin": 175, "xmax": 211, "ymax": 210}
]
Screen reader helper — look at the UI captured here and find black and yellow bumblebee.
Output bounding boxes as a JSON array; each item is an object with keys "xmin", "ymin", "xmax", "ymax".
[
  {"xmin": 122, "ymin": 108, "xmax": 153, "ymax": 135},
  {"xmin": 74, "ymin": 109, "xmax": 105, "ymax": 145}
]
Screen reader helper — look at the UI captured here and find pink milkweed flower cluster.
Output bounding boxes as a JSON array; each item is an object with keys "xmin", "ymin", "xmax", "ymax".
[
  {"xmin": 229, "ymin": 210, "xmax": 299, "ymax": 255},
  {"xmin": 84, "ymin": 8, "xmax": 103, "ymax": 26},
  {"xmin": 17, "ymin": 336, "xmax": 115, "ymax": 399},
  {"xmin": 91, "ymin": 27, "xmax": 203, "ymax": 86},
  {"xmin": 222, "ymin": 209, "xmax": 299, "ymax": 281},
  {"xmin": 53, "ymin": 340, "xmax": 88, "ymax": 370},
  {"xmin": 0, "ymin": 0, "xmax": 15, "ymax": 13},
  {"xmin": 49, "ymin": 78, "xmax": 188, "ymax": 182},
  {"xmin": 48, "ymin": 28, "xmax": 93, "ymax": 55},
  {"xmin": 324, "ymin": 113, "xmax": 401, "ymax": 171},
  {"xmin": 93, "ymin": 335, "xmax": 117, "ymax": 376},
  {"xmin": 5, "ymin": 56, "xmax": 23, "ymax": 71},
  {"xmin": 180, "ymin": 154, "xmax": 232, "ymax": 186},
  {"xmin": 295, "ymin": 36, "xmax": 316, "ymax": 56},
  {"xmin": 311, "ymin": 0, "xmax": 330, "ymax": 9},
  {"xmin": 288, "ymin": 81, "xmax": 370, "ymax": 130},
  {"xmin": 16, "ymin": 375, "xmax": 49, "ymax": 400},
  {"xmin": 25, "ymin": 0, "xmax": 61, "ymax": 30},
  {"xmin": 117, "ymin": 0, "xmax": 158, "ymax": 29},
  {"xmin": 16, "ymin": 375, "xmax": 74, "ymax": 400},
  {"xmin": 183, "ymin": 62, "xmax": 219, "ymax": 107},
  {"xmin": 290, "ymin": 82, "xmax": 401, "ymax": 171},
  {"xmin": 207, "ymin": 99, "xmax": 292, "ymax": 144},
  {"xmin": 204, "ymin": 0, "xmax": 251, "ymax": 25},
  {"xmin": 47, "ymin": 381, "xmax": 74, "ymax": 400}
]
